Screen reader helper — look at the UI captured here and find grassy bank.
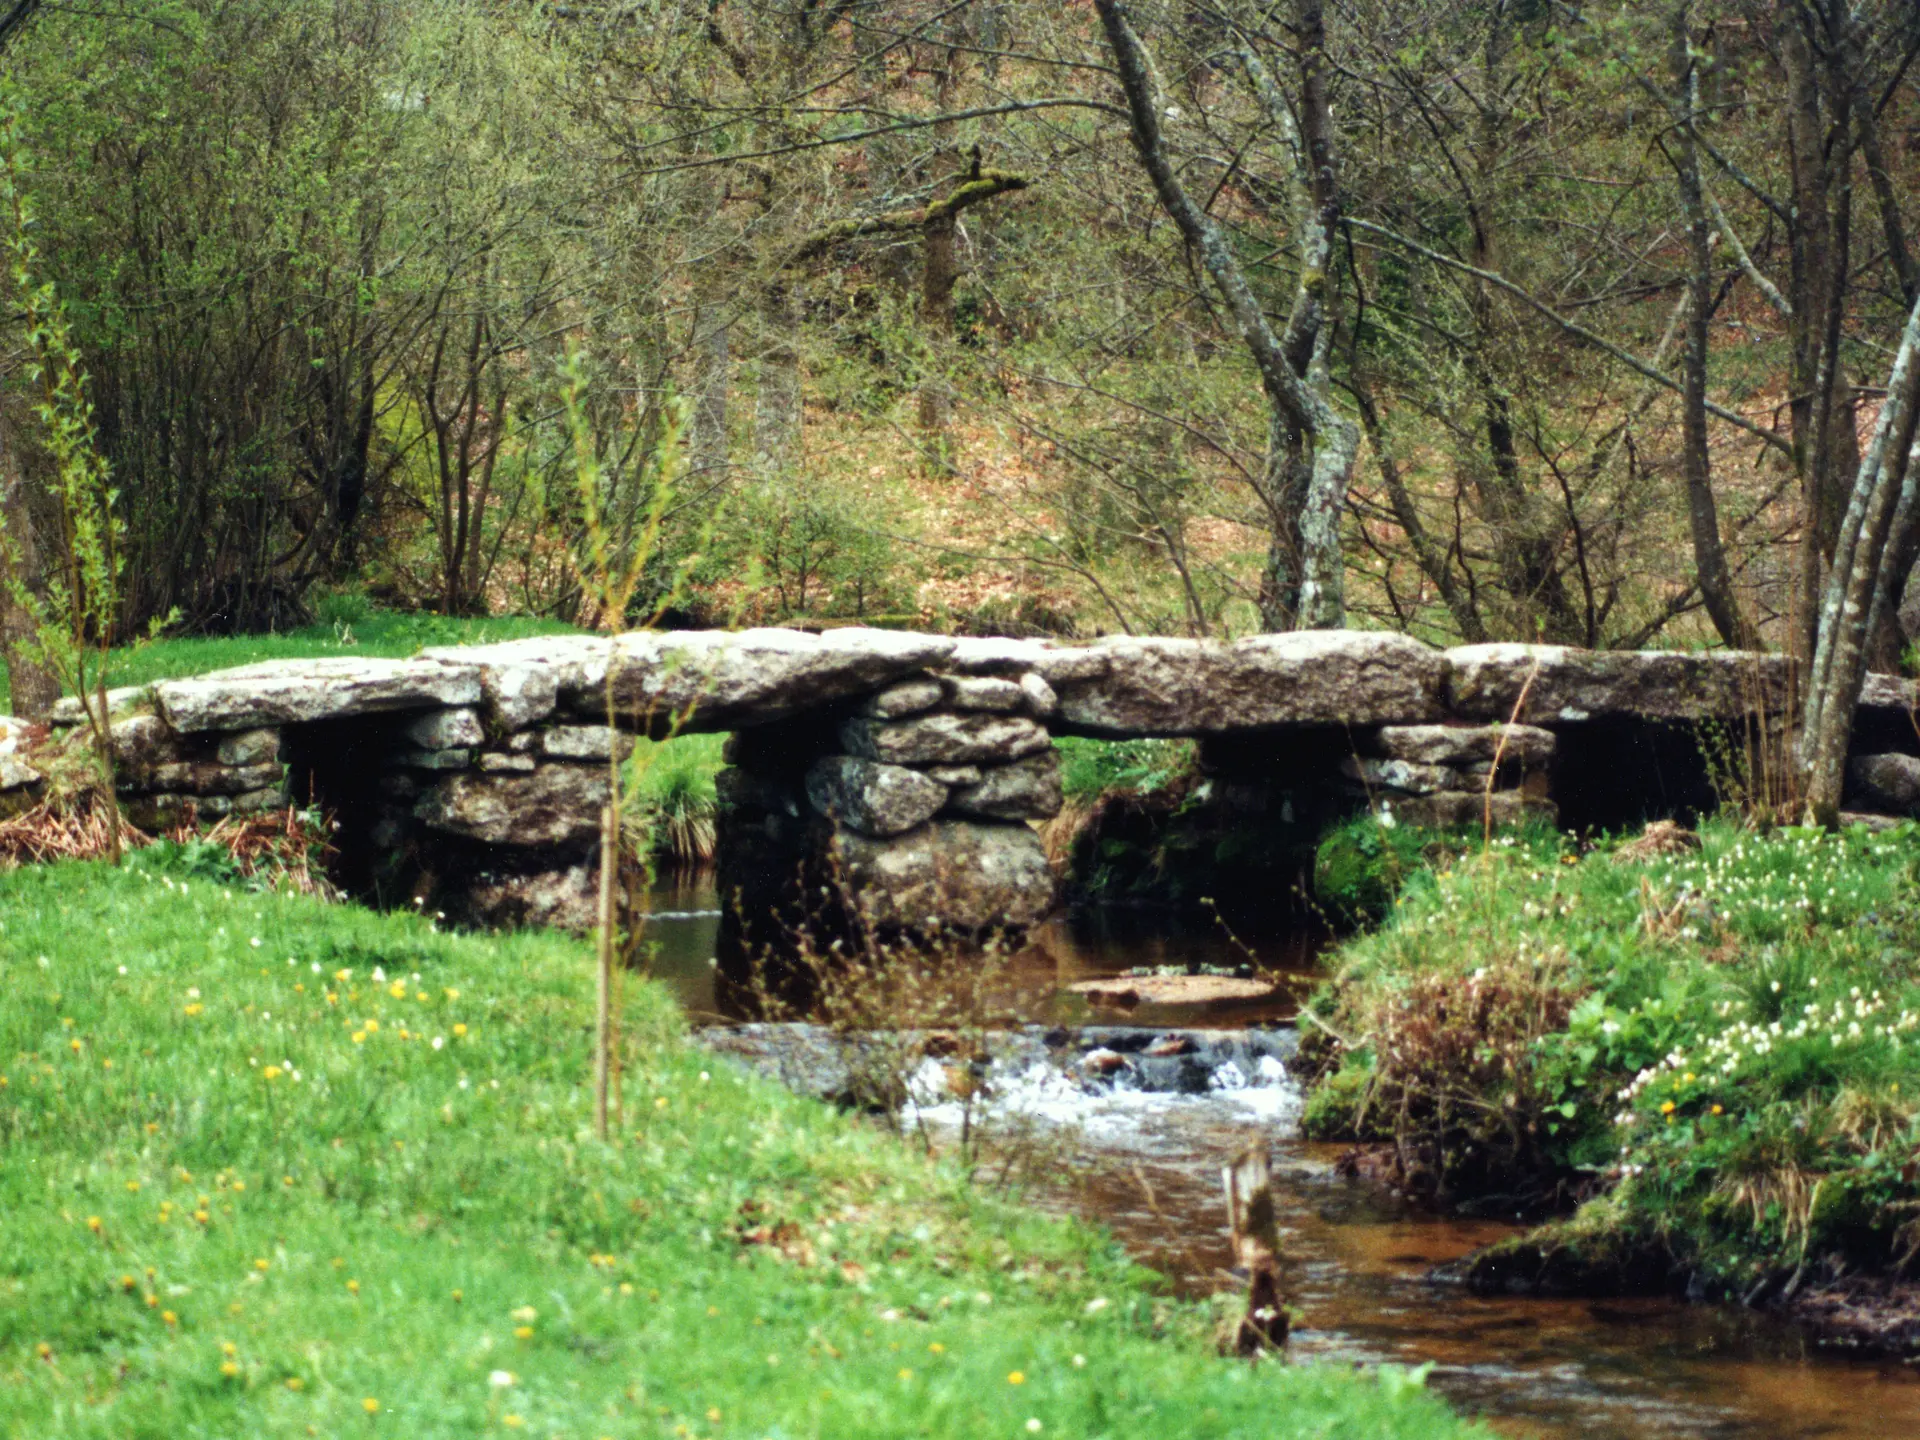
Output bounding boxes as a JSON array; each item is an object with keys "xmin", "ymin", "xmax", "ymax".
[
  {"xmin": 0, "ymin": 858, "xmax": 1479, "ymax": 1438},
  {"xmin": 1301, "ymin": 818, "xmax": 1920, "ymax": 1306},
  {"xmin": 0, "ymin": 611, "xmax": 579, "ymax": 712}
]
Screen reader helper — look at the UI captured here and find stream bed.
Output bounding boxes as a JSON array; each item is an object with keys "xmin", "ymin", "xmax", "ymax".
[{"xmin": 641, "ymin": 875, "xmax": 1920, "ymax": 1439}]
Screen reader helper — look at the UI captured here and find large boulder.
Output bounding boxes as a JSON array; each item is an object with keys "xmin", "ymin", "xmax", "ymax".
[
  {"xmin": 1051, "ymin": 630, "xmax": 1447, "ymax": 735},
  {"xmin": 1445, "ymin": 644, "xmax": 1793, "ymax": 723},
  {"xmin": 946, "ymin": 752, "xmax": 1063, "ymax": 821},
  {"xmin": 414, "ymin": 765, "xmax": 609, "ymax": 848},
  {"xmin": 1848, "ymin": 753, "xmax": 1920, "ymax": 815},
  {"xmin": 805, "ymin": 756, "xmax": 947, "ymax": 837},
  {"xmin": 154, "ymin": 657, "xmax": 483, "ymax": 732},
  {"xmin": 829, "ymin": 819, "xmax": 1056, "ymax": 932},
  {"xmin": 840, "ymin": 711, "xmax": 1052, "ymax": 766},
  {"xmin": 581, "ymin": 627, "xmax": 956, "ymax": 733}
]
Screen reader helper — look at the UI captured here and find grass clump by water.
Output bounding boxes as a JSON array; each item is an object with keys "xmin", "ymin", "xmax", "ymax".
[
  {"xmin": 1302, "ymin": 819, "xmax": 1920, "ymax": 1297},
  {"xmin": 624, "ymin": 732, "xmax": 726, "ymax": 867},
  {"xmin": 1055, "ymin": 737, "xmax": 1197, "ymax": 802},
  {"xmin": 0, "ymin": 859, "xmax": 1482, "ymax": 1438},
  {"xmin": 0, "ymin": 609, "xmax": 580, "ymax": 711}
]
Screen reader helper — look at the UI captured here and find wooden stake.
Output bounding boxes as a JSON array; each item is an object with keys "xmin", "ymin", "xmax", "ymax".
[
  {"xmin": 1223, "ymin": 1141, "xmax": 1288, "ymax": 1354},
  {"xmin": 594, "ymin": 802, "xmax": 616, "ymax": 1141}
]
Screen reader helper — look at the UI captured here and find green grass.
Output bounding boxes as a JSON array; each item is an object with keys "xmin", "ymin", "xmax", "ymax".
[
  {"xmin": 1305, "ymin": 819, "xmax": 1920, "ymax": 1289},
  {"xmin": 625, "ymin": 733, "xmax": 727, "ymax": 866},
  {"xmin": 0, "ymin": 611, "xmax": 581, "ymax": 711},
  {"xmin": 1054, "ymin": 738, "xmax": 1197, "ymax": 802},
  {"xmin": 0, "ymin": 859, "xmax": 1481, "ymax": 1438}
]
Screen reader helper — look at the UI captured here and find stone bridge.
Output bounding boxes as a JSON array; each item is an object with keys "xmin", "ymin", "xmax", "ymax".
[{"xmin": 12, "ymin": 627, "xmax": 1920, "ymax": 945}]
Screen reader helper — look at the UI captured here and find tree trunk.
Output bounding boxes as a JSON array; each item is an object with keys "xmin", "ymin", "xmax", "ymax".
[
  {"xmin": 1097, "ymin": 0, "xmax": 1354, "ymax": 631},
  {"xmin": 1800, "ymin": 287, "xmax": 1920, "ymax": 825},
  {"xmin": 917, "ymin": 41, "xmax": 963, "ymax": 440},
  {"xmin": 0, "ymin": 414, "xmax": 58, "ymax": 719},
  {"xmin": 753, "ymin": 279, "xmax": 802, "ymax": 480},
  {"xmin": 1670, "ymin": 0, "xmax": 1756, "ymax": 649},
  {"xmin": 689, "ymin": 298, "xmax": 731, "ymax": 485}
]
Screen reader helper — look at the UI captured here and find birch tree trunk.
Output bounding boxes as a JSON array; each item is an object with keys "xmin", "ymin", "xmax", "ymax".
[
  {"xmin": 1096, "ymin": 0, "xmax": 1356, "ymax": 631},
  {"xmin": 1800, "ymin": 286, "xmax": 1920, "ymax": 825}
]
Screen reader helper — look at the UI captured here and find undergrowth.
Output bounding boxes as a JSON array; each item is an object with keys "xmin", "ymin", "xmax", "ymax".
[
  {"xmin": 1302, "ymin": 818, "xmax": 1920, "ymax": 1297},
  {"xmin": 0, "ymin": 860, "xmax": 1480, "ymax": 1438}
]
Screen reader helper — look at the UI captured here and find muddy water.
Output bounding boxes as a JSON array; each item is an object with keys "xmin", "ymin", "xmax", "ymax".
[{"xmin": 643, "ymin": 876, "xmax": 1920, "ymax": 1439}]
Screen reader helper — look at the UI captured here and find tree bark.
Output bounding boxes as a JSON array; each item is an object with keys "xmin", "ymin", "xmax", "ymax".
[
  {"xmin": 688, "ymin": 298, "xmax": 731, "ymax": 486},
  {"xmin": 753, "ymin": 278, "xmax": 802, "ymax": 479},
  {"xmin": 1800, "ymin": 287, "xmax": 1920, "ymax": 826},
  {"xmin": 917, "ymin": 38, "xmax": 964, "ymax": 439},
  {"xmin": 1670, "ymin": 0, "xmax": 1757, "ymax": 649},
  {"xmin": 1096, "ymin": 0, "xmax": 1355, "ymax": 630},
  {"xmin": 0, "ymin": 412, "xmax": 58, "ymax": 719}
]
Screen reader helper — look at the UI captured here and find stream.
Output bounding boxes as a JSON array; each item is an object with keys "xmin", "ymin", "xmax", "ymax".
[{"xmin": 640, "ymin": 874, "xmax": 1920, "ymax": 1439}]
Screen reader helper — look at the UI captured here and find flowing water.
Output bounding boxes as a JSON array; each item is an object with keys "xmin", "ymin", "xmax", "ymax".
[{"xmin": 642, "ymin": 876, "xmax": 1920, "ymax": 1439}]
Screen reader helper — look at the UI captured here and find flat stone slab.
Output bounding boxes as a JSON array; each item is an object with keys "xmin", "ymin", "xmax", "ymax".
[
  {"xmin": 1068, "ymin": 975, "xmax": 1280, "ymax": 1007},
  {"xmin": 155, "ymin": 657, "xmax": 483, "ymax": 732},
  {"xmin": 1445, "ymin": 644, "xmax": 1795, "ymax": 723},
  {"xmin": 1053, "ymin": 629, "xmax": 1448, "ymax": 735},
  {"xmin": 584, "ymin": 627, "xmax": 955, "ymax": 732}
]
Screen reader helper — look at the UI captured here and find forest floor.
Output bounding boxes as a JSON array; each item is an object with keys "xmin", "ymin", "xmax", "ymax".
[
  {"xmin": 0, "ymin": 857, "xmax": 1481, "ymax": 1439},
  {"xmin": 1301, "ymin": 816, "xmax": 1920, "ymax": 1354}
]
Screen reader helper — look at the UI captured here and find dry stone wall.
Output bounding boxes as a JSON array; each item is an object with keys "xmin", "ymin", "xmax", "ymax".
[{"xmin": 8, "ymin": 628, "xmax": 1920, "ymax": 937}]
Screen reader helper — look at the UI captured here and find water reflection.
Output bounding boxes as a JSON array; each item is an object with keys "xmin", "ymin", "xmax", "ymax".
[{"xmin": 642, "ymin": 872, "xmax": 1920, "ymax": 1440}]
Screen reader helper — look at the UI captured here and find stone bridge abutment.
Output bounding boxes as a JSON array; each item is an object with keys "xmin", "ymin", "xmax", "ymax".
[{"xmin": 10, "ymin": 627, "xmax": 1920, "ymax": 948}]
